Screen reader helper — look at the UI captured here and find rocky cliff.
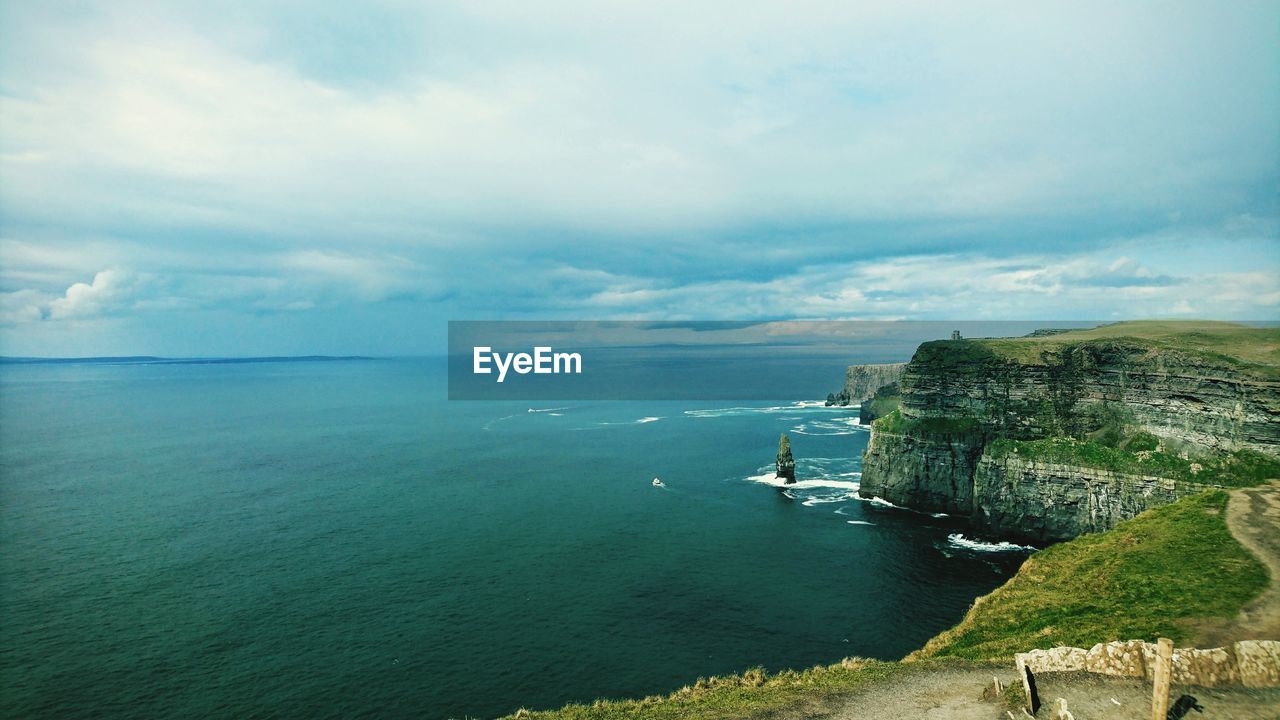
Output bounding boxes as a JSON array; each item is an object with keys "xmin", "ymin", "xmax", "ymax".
[
  {"xmin": 826, "ymin": 363, "xmax": 906, "ymax": 407},
  {"xmin": 972, "ymin": 451, "xmax": 1216, "ymax": 543},
  {"xmin": 858, "ymin": 322, "xmax": 1280, "ymax": 542},
  {"xmin": 776, "ymin": 433, "xmax": 796, "ymax": 484}
]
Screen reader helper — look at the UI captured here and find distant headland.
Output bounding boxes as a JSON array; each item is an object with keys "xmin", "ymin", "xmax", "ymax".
[{"xmin": 0, "ymin": 355, "xmax": 375, "ymax": 365}]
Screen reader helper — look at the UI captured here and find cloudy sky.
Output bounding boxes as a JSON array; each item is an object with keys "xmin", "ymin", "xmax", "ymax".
[{"xmin": 1, "ymin": 1, "xmax": 1276, "ymax": 356}]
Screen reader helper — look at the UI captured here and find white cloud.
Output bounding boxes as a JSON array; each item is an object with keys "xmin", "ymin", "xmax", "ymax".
[
  {"xmin": 47, "ymin": 269, "xmax": 138, "ymax": 320},
  {"xmin": 1, "ymin": 1, "xmax": 1275, "ymax": 238},
  {"xmin": 0, "ymin": 1, "xmax": 1275, "ymax": 352},
  {"xmin": 571, "ymin": 246, "xmax": 1280, "ymax": 321},
  {"xmin": 0, "ymin": 289, "xmax": 52, "ymax": 324}
]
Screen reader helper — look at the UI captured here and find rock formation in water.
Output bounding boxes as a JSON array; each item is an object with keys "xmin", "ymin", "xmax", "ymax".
[
  {"xmin": 825, "ymin": 363, "xmax": 906, "ymax": 406},
  {"xmin": 857, "ymin": 322, "xmax": 1280, "ymax": 543},
  {"xmin": 776, "ymin": 433, "xmax": 796, "ymax": 484}
]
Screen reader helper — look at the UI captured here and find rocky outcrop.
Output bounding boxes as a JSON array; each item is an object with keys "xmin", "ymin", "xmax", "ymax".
[
  {"xmin": 858, "ymin": 326, "xmax": 1280, "ymax": 541},
  {"xmin": 776, "ymin": 433, "xmax": 796, "ymax": 484},
  {"xmin": 826, "ymin": 363, "xmax": 906, "ymax": 407}
]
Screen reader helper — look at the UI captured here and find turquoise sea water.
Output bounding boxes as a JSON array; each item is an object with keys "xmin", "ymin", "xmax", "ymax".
[{"xmin": 0, "ymin": 359, "xmax": 1027, "ymax": 719}]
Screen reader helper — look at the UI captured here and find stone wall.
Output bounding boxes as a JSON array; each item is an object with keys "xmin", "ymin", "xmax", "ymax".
[{"xmin": 1015, "ymin": 640, "xmax": 1280, "ymax": 688}]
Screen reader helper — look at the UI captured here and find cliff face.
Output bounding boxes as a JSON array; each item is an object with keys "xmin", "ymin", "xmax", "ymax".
[
  {"xmin": 858, "ymin": 324, "xmax": 1280, "ymax": 542},
  {"xmin": 971, "ymin": 454, "xmax": 1215, "ymax": 543},
  {"xmin": 858, "ymin": 382, "xmax": 901, "ymax": 425},
  {"xmin": 899, "ymin": 339, "xmax": 1280, "ymax": 456},
  {"xmin": 860, "ymin": 431, "xmax": 981, "ymax": 515},
  {"xmin": 826, "ymin": 363, "xmax": 906, "ymax": 407}
]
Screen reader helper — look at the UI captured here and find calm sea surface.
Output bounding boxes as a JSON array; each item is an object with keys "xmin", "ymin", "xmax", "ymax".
[{"xmin": 0, "ymin": 359, "xmax": 1027, "ymax": 719}]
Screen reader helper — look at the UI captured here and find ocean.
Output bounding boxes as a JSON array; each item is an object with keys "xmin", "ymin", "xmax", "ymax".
[{"xmin": 0, "ymin": 358, "xmax": 1028, "ymax": 719}]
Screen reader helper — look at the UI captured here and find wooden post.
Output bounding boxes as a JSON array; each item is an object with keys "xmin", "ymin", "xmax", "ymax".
[{"xmin": 1151, "ymin": 637, "xmax": 1173, "ymax": 720}]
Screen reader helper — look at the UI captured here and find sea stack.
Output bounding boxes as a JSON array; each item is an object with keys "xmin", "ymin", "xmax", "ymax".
[{"xmin": 776, "ymin": 433, "xmax": 796, "ymax": 484}]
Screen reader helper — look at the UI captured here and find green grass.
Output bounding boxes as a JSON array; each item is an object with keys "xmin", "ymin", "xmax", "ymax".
[
  {"xmin": 495, "ymin": 658, "xmax": 915, "ymax": 720},
  {"xmin": 861, "ymin": 384, "xmax": 901, "ymax": 421},
  {"xmin": 872, "ymin": 409, "xmax": 982, "ymax": 438},
  {"xmin": 914, "ymin": 491, "xmax": 1268, "ymax": 660},
  {"xmin": 987, "ymin": 437, "xmax": 1280, "ymax": 488},
  {"xmin": 972, "ymin": 321, "xmax": 1280, "ymax": 377}
]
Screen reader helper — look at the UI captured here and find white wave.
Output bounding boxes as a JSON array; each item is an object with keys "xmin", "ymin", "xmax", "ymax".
[
  {"xmin": 685, "ymin": 401, "xmax": 851, "ymax": 418},
  {"xmin": 791, "ymin": 416, "xmax": 871, "ymax": 436},
  {"xmin": 591, "ymin": 417, "xmax": 663, "ymax": 426},
  {"xmin": 548, "ymin": 413, "xmax": 563, "ymax": 416},
  {"xmin": 866, "ymin": 496, "xmax": 901, "ymax": 509},
  {"xmin": 846, "ymin": 520, "xmax": 875, "ymax": 526},
  {"xmin": 528, "ymin": 406, "xmax": 570, "ymax": 413},
  {"xmin": 833, "ymin": 506, "xmax": 850, "ymax": 516},
  {"xmin": 930, "ymin": 512, "xmax": 950, "ymax": 518},
  {"xmin": 947, "ymin": 533, "xmax": 1036, "ymax": 552},
  {"xmin": 801, "ymin": 492, "xmax": 860, "ymax": 506},
  {"xmin": 745, "ymin": 472, "xmax": 861, "ymax": 492}
]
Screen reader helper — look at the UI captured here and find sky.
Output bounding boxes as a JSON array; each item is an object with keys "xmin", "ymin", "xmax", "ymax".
[{"xmin": 0, "ymin": 0, "xmax": 1277, "ymax": 356}]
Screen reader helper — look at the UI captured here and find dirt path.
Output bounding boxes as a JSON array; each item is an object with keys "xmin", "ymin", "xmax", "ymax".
[
  {"xmin": 1195, "ymin": 480, "xmax": 1280, "ymax": 647},
  {"xmin": 819, "ymin": 663, "xmax": 1020, "ymax": 720},
  {"xmin": 816, "ymin": 665, "xmax": 1280, "ymax": 720}
]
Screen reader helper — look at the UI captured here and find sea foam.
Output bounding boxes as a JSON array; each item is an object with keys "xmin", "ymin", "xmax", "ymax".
[
  {"xmin": 746, "ymin": 472, "xmax": 861, "ymax": 492},
  {"xmin": 685, "ymin": 401, "xmax": 848, "ymax": 418},
  {"xmin": 947, "ymin": 533, "xmax": 1036, "ymax": 552},
  {"xmin": 791, "ymin": 417, "xmax": 868, "ymax": 436}
]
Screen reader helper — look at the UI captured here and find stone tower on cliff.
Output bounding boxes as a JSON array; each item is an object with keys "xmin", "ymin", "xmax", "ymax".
[{"xmin": 776, "ymin": 433, "xmax": 796, "ymax": 484}]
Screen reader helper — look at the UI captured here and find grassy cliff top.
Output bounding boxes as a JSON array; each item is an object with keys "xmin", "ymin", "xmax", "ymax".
[
  {"xmin": 913, "ymin": 490, "xmax": 1267, "ymax": 660},
  {"xmin": 966, "ymin": 321, "xmax": 1280, "ymax": 376}
]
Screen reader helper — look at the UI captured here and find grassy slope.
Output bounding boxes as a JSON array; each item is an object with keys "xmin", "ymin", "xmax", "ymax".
[
  {"xmin": 915, "ymin": 491, "xmax": 1268, "ymax": 660},
  {"xmin": 975, "ymin": 320, "xmax": 1280, "ymax": 376},
  {"xmin": 502, "ymin": 491, "xmax": 1267, "ymax": 719},
  {"xmin": 498, "ymin": 659, "xmax": 913, "ymax": 720}
]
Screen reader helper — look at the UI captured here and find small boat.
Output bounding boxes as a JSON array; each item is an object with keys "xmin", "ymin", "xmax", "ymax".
[{"xmin": 652, "ymin": 477, "xmax": 665, "ymax": 487}]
